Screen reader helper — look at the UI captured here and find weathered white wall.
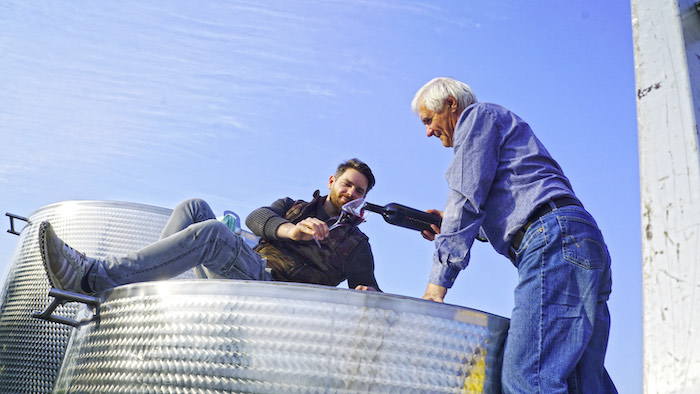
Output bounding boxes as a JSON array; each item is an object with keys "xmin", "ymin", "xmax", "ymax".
[{"xmin": 632, "ymin": 0, "xmax": 700, "ymax": 392}]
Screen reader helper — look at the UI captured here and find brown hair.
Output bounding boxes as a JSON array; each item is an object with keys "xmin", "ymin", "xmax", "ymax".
[{"xmin": 335, "ymin": 158, "xmax": 376, "ymax": 193}]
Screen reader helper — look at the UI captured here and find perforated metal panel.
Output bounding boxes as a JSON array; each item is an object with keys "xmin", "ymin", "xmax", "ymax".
[
  {"xmin": 0, "ymin": 201, "xmax": 172, "ymax": 393},
  {"xmin": 54, "ymin": 280, "xmax": 509, "ymax": 393},
  {"xmin": 1, "ymin": 201, "xmax": 509, "ymax": 393}
]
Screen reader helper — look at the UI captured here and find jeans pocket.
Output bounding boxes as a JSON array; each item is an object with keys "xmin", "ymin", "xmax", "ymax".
[{"xmin": 558, "ymin": 216, "xmax": 609, "ymax": 270}]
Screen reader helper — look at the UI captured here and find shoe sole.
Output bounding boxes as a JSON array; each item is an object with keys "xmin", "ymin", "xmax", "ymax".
[{"xmin": 38, "ymin": 221, "xmax": 65, "ymax": 291}]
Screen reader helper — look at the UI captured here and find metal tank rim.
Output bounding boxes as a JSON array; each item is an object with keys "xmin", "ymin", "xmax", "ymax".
[
  {"xmin": 24, "ymin": 199, "xmax": 173, "ymax": 221},
  {"xmin": 92, "ymin": 279, "xmax": 510, "ymax": 327}
]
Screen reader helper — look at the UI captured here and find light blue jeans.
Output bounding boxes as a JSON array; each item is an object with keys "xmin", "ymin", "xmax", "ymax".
[
  {"xmin": 86, "ymin": 198, "xmax": 270, "ymax": 292},
  {"xmin": 502, "ymin": 205, "xmax": 617, "ymax": 393}
]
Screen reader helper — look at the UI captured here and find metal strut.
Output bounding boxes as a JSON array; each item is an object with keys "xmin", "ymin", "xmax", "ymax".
[
  {"xmin": 6, "ymin": 212, "xmax": 29, "ymax": 235},
  {"xmin": 31, "ymin": 288, "xmax": 100, "ymax": 327}
]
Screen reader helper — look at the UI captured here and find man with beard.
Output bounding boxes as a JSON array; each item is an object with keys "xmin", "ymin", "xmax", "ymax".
[{"xmin": 38, "ymin": 158, "xmax": 380, "ymax": 294}]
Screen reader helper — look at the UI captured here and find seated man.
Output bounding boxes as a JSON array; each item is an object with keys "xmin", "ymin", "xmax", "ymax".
[{"xmin": 39, "ymin": 158, "xmax": 380, "ymax": 294}]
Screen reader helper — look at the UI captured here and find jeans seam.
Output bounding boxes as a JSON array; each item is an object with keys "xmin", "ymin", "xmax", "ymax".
[
  {"xmin": 512, "ymin": 219, "xmax": 544, "ymax": 265},
  {"xmin": 225, "ymin": 262, "xmax": 255, "ymax": 280},
  {"xmin": 115, "ymin": 228, "xmax": 239, "ymax": 282},
  {"xmin": 520, "ymin": 226, "xmax": 544, "ymax": 251},
  {"xmin": 538, "ymin": 251, "xmax": 544, "ymax": 394},
  {"xmin": 536, "ymin": 218, "xmax": 550, "ymax": 394},
  {"xmin": 115, "ymin": 237, "xmax": 217, "ymax": 282},
  {"xmin": 221, "ymin": 237, "xmax": 243, "ymax": 277}
]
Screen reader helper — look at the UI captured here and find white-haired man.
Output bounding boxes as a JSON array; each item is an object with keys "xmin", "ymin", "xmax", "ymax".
[{"xmin": 412, "ymin": 77, "xmax": 616, "ymax": 393}]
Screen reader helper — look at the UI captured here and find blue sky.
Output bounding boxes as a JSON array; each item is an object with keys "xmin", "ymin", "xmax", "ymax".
[{"xmin": 0, "ymin": 1, "xmax": 640, "ymax": 391}]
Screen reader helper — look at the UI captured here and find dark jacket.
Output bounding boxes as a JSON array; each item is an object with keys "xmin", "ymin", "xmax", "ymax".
[{"xmin": 252, "ymin": 192, "xmax": 374, "ymax": 287}]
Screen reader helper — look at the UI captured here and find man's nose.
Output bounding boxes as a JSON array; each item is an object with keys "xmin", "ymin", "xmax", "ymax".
[{"xmin": 426, "ymin": 125, "xmax": 435, "ymax": 137}]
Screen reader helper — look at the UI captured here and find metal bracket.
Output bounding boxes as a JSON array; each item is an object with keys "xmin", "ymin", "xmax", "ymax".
[
  {"xmin": 32, "ymin": 288, "xmax": 100, "ymax": 327},
  {"xmin": 6, "ymin": 212, "xmax": 29, "ymax": 235}
]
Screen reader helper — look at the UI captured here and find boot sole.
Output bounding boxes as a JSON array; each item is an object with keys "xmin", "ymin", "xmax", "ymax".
[{"xmin": 38, "ymin": 221, "xmax": 66, "ymax": 291}]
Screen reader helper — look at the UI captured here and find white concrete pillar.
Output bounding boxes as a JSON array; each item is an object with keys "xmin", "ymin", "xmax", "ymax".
[{"xmin": 632, "ymin": 0, "xmax": 700, "ymax": 392}]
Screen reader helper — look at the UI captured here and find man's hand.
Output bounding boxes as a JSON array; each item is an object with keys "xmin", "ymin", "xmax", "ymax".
[
  {"xmin": 421, "ymin": 209, "xmax": 443, "ymax": 241},
  {"xmin": 422, "ymin": 283, "xmax": 447, "ymax": 303},
  {"xmin": 276, "ymin": 218, "xmax": 329, "ymax": 241},
  {"xmin": 354, "ymin": 285, "xmax": 379, "ymax": 292}
]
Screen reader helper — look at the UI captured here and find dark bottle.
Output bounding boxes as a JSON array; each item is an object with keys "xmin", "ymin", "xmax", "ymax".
[{"xmin": 363, "ymin": 202, "xmax": 441, "ymax": 234}]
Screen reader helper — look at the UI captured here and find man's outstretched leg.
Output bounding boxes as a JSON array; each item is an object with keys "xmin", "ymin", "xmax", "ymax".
[
  {"xmin": 159, "ymin": 198, "xmax": 216, "ymax": 239},
  {"xmin": 39, "ymin": 203, "xmax": 266, "ymax": 294}
]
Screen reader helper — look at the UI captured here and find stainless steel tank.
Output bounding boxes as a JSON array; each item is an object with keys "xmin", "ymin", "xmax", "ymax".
[
  {"xmin": 2, "ymin": 200, "xmax": 510, "ymax": 393},
  {"xmin": 52, "ymin": 280, "xmax": 508, "ymax": 393},
  {"xmin": 0, "ymin": 201, "xmax": 173, "ymax": 393}
]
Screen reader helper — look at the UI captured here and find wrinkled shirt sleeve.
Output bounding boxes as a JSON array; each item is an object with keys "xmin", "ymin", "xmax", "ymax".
[{"xmin": 429, "ymin": 105, "xmax": 501, "ymax": 288}]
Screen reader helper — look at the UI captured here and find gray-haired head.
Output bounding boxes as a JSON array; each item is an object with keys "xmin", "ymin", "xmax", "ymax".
[{"xmin": 411, "ymin": 77, "xmax": 477, "ymax": 114}]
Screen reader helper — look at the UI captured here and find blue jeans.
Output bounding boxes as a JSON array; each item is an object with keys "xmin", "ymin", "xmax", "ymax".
[
  {"xmin": 502, "ymin": 205, "xmax": 616, "ymax": 393},
  {"xmin": 87, "ymin": 198, "xmax": 271, "ymax": 292}
]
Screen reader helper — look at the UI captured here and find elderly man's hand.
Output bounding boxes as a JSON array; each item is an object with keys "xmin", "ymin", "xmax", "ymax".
[
  {"xmin": 421, "ymin": 209, "xmax": 443, "ymax": 241},
  {"xmin": 354, "ymin": 285, "xmax": 379, "ymax": 292},
  {"xmin": 422, "ymin": 283, "xmax": 447, "ymax": 303}
]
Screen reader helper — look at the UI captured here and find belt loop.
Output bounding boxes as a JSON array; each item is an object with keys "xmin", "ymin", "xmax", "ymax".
[
  {"xmin": 508, "ymin": 247, "xmax": 517, "ymax": 266},
  {"xmin": 548, "ymin": 200, "xmax": 557, "ymax": 211}
]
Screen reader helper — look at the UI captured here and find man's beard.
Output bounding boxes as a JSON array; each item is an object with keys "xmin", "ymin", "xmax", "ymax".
[{"xmin": 329, "ymin": 193, "xmax": 349, "ymax": 215}]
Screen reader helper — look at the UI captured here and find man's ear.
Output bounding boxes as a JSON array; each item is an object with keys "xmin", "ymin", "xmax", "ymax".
[
  {"xmin": 328, "ymin": 175, "xmax": 336, "ymax": 190},
  {"xmin": 447, "ymin": 96, "xmax": 459, "ymax": 113}
]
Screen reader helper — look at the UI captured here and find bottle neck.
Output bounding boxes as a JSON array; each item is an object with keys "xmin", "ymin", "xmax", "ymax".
[{"xmin": 363, "ymin": 202, "xmax": 383, "ymax": 214}]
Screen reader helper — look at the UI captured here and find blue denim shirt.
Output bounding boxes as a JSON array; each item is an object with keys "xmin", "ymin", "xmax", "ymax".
[{"xmin": 430, "ymin": 103, "xmax": 576, "ymax": 288}]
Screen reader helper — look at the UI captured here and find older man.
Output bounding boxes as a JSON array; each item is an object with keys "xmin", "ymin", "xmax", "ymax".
[
  {"xmin": 412, "ymin": 77, "xmax": 615, "ymax": 393},
  {"xmin": 39, "ymin": 158, "xmax": 380, "ymax": 294}
]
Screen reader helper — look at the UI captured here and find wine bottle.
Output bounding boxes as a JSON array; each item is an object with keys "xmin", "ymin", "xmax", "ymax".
[{"xmin": 363, "ymin": 202, "xmax": 441, "ymax": 233}]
